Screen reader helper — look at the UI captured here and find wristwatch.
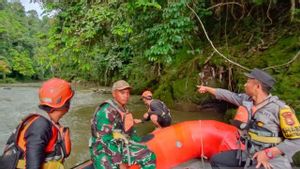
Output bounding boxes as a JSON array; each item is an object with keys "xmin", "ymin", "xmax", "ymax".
[{"xmin": 264, "ymin": 148, "xmax": 274, "ymax": 159}]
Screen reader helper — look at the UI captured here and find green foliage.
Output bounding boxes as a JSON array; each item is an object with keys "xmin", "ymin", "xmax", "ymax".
[
  {"xmin": 294, "ymin": 8, "xmax": 300, "ymax": 23},
  {"xmin": 251, "ymin": 0, "xmax": 265, "ymax": 5},
  {"xmin": 275, "ymin": 59, "xmax": 300, "ymax": 112},
  {"xmin": 0, "ymin": 77, "xmax": 16, "ymax": 83},
  {"xmin": 224, "ymin": 109, "xmax": 236, "ymax": 123},
  {"xmin": 11, "ymin": 50, "xmax": 35, "ymax": 77},
  {"xmin": 241, "ymin": 34, "xmax": 300, "ymax": 112},
  {"xmin": 0, "ymin": 0, "xmax": 51, "ymax": 81},
  {"xmin": 172, "ymin": 78, "xmax": 197, "ymax": 102},
  {"xmin": 6, "ymin": 0, "xmax": 296, "ymax": 119},
  {"xmin": 112, "ymin": 22, "xmax": 133, "ymax": 37},
  {"xmin": 2, "ymin": 0, "xmax": 298, "ymax": 163},
  {"xmin": 37, "ymin": 0, "xmax": 212, "ymax": 84},
  {"xmin": 144, "ymin": 1, "xmax": 194, "ymax": 64},
  {"xmin": 0, "ymin": 59, "xmax": 9, "ymax": 71},
  {"xmin": 43, "ymin": 1, "xmax": 136, "ymax": 82},
  {"xmin": 155, "ymin": 82, "xmax": 174, "ymax": 106},
  {"xmin": 0, "ymin": 59, "xmax": 10, "ymax": 79},
  {"xmin": 250, "ymin": 0, "xmax": 277, "ymax": 6},
  {"xmin": 123, "ymin": 55, "xmax": 158, "ymax": 93},
  {"xmin": 135, "ymin": 0, "xmax": 161, "ymax": 10},
  {"xmin": 5, "ymin": 0, "xmax": 296, "ymax": 164}
]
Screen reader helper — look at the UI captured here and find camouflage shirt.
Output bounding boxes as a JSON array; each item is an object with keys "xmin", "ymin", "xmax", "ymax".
[{"xmin": 90, "ymin": 99, "xmax": 141, "ymax": 164}]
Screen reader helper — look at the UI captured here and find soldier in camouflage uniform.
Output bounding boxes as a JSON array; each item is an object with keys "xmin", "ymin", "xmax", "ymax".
[{"xmin": 89, "ymin": 80, "xmax": 156, "ymax": 169}]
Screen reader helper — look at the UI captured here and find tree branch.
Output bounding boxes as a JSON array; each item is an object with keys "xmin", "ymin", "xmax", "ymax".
[
  {"xmin": 267, "ymin": 0, "xmax": 273, "ymax": 24},
  {"xmin": 207, "ymin": 2, "xmax": 243, "ymax": 10},
  {"xmin": 188, "ymin": 3, "xmax": 299, "ymax": 72},
  {"xmin": 263, "ymin": 50, "xmax": 300, "ymax": 70},
  {"xmin": 186, "ymin": 3, "xmax": 250, "ymax": 71},
  {"xmin": 291, "ymin": 0, "xmax": 295, "ymax": 22}
]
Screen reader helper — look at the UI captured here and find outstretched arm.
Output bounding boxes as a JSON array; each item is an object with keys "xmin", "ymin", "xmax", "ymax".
[
  {"xmin": 197, "ymin": 85, "xmax": 217, "ymax": 96},
  {"xmin": 197, "ymin": 85, "xmax": 249, "ymax": 106}
]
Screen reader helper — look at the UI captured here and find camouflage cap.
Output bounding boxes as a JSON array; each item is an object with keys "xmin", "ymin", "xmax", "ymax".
[{"xmin": 112, "ymin": 80, "xmax": 131, "ymax": 91}]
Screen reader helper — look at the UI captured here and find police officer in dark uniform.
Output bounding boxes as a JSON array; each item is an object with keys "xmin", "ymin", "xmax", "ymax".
[{"xmin": 197, "ymin": 68, "xmax": 300, "ymax": 169}]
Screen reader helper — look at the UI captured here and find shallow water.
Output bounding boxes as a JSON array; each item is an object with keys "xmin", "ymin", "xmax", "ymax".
[{"xmin": 0, "ymin": 86, "xmax": 223, "ymax": 168}]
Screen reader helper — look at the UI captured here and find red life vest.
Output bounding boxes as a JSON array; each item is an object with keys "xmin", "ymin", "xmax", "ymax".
[
  {"xmin": 92, "ymin": 100, "xmax": 134, "ymax": 133},
  {"xmin": 233, "ymin": 106, "xmax": 257, "ymax": 123},
  {"xmin": 15, "ymin": 114, "xmax": 71, "ymax": 161},
  {"xmin": 104, "ymin": 99, "xmax": 134, "ymax": 132},
  {"xmin": 118, "ymin": 110, "xmax": 134, "ymax": 132}
]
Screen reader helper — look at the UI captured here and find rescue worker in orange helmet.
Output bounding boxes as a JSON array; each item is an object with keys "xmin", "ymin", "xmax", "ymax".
[
  {"xmin": 0, "ymin": 78, "xmax": 74, "ymax": 169},
  {"xmin": 197, "ymin": 68, "xmax": 300, "ymax": 169},
  {"xmin": 137, "ymin": 90, "xmax": 172, "ymax": 129}
]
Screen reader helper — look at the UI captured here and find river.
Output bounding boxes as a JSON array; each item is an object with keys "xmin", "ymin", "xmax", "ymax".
[{"xmin": 0, "ymin": 85, "xmax": 223, "ymax": 168}]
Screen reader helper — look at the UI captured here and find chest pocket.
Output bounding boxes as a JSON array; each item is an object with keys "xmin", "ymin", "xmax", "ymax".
[{"xmin": 254, "ymin": 111, "xmax": 270, "ymax": 127}]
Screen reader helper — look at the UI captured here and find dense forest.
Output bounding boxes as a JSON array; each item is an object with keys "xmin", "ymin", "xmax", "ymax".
[
  {"xmin": 0, "ymin": 0, "xmax": 50, "ymax": 80},
  {"xmin": 0, "ymin": 0, "xmax": 299, "ymax": 113},
  {"xmin": 1, "ymin": 0, "xmax": 300, "ymax": 165}
]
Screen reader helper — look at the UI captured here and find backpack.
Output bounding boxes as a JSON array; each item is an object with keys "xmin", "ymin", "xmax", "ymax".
[{"xmin": 0, "ymin": 114, "xmax": 39, "ymax": 169}]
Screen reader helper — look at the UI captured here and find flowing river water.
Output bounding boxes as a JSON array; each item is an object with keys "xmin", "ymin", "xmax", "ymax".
[{"xmin": 0, "ymin": 85, "xmax": 224, "ymax": 168}]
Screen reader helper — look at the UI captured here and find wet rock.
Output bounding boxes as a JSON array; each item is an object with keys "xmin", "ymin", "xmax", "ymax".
[
  {"xmin": 92, "ymin": 88, "xmax": 111, "ymax": 94},
  {"xmin": 2, "ymin": 87, "xmax": 11, "ymax": 90}
]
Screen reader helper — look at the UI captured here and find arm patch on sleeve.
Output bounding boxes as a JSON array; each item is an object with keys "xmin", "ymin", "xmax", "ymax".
[{"xmin": 279, "ymin": 106, "xmax": 300, "ymax": 139}]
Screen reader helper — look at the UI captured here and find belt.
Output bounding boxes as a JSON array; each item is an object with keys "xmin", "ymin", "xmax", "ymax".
[{"xmin": 248, "ymin": 131, "xmax": 283, "ymax": 144}]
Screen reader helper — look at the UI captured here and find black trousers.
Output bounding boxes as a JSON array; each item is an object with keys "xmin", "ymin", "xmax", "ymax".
[
  {"xmin": 210, "ymin": 150, "xmax": 244, "ymax": 169},
  {"xmin": 210, "ymin": 150, "xmax": 265, "ymax": 169}
]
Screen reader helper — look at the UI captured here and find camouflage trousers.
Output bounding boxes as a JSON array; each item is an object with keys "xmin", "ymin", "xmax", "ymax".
[{"xmin": 90, "ymin": 140, "xmax": 156, "ymax": 169}]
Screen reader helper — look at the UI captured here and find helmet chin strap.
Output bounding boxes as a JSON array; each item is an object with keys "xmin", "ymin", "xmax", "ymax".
[
  {"xmin": 40, "ymin": 99, "xmax": 71, "ymax": 114},
  {"xmin": 48, "ymin": 107, "xmax": 70, "ymax": 123},
  {"xmin": 48, "ymin": 107, "xmax": 69, "ymax": 114}
]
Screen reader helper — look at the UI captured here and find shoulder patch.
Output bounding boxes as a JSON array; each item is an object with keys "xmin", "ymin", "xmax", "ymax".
[{"xmin": 279, "ymin": 106, "xmax": 300, "ymax": 139}]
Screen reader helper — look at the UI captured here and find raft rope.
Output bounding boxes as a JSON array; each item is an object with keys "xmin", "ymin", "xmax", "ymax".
[{"xmin": 200, "ymin": 120, "xmax": 208, "ymax": 168}]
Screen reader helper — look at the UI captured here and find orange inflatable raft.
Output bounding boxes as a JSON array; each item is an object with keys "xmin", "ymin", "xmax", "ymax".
[
  {"xmin": 136, "ymin": 120, "xmax": 240, "ymax": 169},
  {"xmin": 74, "ymin": 120, "xmax": 239, "ymax": 169}
]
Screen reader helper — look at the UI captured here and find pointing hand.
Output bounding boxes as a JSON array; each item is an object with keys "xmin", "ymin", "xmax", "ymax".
[{"xmin": 197, "ymin": 85, "xmax": 207, "ymax": 93}]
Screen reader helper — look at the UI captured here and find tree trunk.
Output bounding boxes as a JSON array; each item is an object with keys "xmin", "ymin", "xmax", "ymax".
[{"xmin": 291, "ymin": 0, "xmax": 295, "ymax": 22}]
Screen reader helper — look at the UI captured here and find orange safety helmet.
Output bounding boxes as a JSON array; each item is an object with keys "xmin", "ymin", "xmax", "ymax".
[
  {"xmin": 141, "ymin": 90, "xmax": 153, "ymax": 100},
  {"xmin": 39, "ymin": 78, "xmax": 74, "ymax": 108}
]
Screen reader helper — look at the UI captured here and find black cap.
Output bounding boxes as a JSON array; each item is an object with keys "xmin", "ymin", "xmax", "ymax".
[{"xmin": 244, "ymin": 68, "xmax": 276, "ymax": 88}]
